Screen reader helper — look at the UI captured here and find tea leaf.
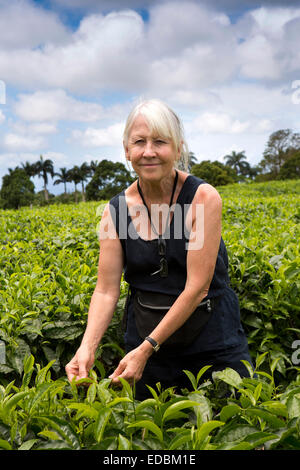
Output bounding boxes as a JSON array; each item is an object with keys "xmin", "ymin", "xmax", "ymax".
[
  {"xmin": 0, "ymin": 439, "xmax": 12, "ymax": 450},
  {"xmin": 37, "ymin": 416, "xmax": 81, "ymax": 449},
  {"xmin": 162, "ymin": 400, "xmax": 201, "ymax": 422},
  {"xmin": 118, "ymin": 434, "xmax": 131, "ymax": 450},
  {"xmin": 128, "ymin": 420, "xmax": 163, "ymax": 442},
  {"xmin": 244, "ymin": 408, "xmax": 285, "ymax": 429},
  {"xmin": 255, "ymin": 352, "xmax": 269, "ymax": 370},
  {"xmin": 94, "ymin": 408, "xmax": 112, "ymax": 443},
  {"xmin": 213, "ymin": 368, "xmax": 242, "ymax": 388},
  {"xmin": 18, "ymin": 439, "xmax": 39, "ymax": 450},
  {"xmin": 220, "ymin": 404, "xmax": 241, "ymax": 422},
  {"xmin": 195, "ymin": 421, "xmax": 224, "ymax": 448},
  {"xmin": 287, "ymin": 395, "xmax": 300, "ymax": 420},
  {"xmin": 3, "ymin": 391, "xmax": 27, "ymax": 415}
]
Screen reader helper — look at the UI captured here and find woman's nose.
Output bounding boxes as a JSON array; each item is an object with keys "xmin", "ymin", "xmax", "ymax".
[{"xmin": 143, "ymin": 140, "xmax": 155, "ymax": 156}]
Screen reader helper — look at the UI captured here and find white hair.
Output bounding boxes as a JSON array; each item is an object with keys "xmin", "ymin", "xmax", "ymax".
[{"xmin": 123, "ymin": 99, "xmax": 189, "ymax": 171}]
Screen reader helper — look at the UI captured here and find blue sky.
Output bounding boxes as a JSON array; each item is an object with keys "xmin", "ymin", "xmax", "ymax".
[{"xmin": 0, "ymin": 0, "xmax": 300, "ymax": 195}]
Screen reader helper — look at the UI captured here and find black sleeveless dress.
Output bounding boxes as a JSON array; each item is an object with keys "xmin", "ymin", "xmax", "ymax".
[{"xmin": 109, "ymin": 174, "xmax": 252, "ymax": 399}]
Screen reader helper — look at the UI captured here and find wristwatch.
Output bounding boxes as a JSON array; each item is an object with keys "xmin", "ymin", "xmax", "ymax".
[{"xmin": 145, "ymin": 336, "xmax": 160, "ymax": 352}]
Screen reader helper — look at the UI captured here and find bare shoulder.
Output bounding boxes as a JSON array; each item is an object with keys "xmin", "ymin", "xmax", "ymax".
[
  {"xmin": 98, "ymin": 202, "xmax": 122, "ymax": 246},
  {"xmin": 194, "ymin": 182, "xmax": 222, "ymax": 208},
  {"xmin": 99, "ymin": 201, "xmax": 115, "ymax": 224}
]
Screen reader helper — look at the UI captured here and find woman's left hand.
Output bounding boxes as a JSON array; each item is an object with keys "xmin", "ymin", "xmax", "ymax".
[{"xmin": 108, "ymin": 343, "xmax": 152, "ymax": 386}]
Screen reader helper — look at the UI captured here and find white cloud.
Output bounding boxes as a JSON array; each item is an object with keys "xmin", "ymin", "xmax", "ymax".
[
  {"xmin": 1, "ymin": 119, "xmax": 57, "ymax": 154},
  {"xmin": 0, "ymin": 0, "xmax": 70, "ymax": 49},
  {"xmin": 3, "ymin": 133, "xmax": 46, "ymax": 151},
  {"xmin": 51, "ymin": 0, "xmax": 162, "ymax": 10},
  {"xmin": 206, "ymin": 83, "xmax": 297, "ymax": 134},
  {"xmin": 254, "ymin": 119, "xmax": 273, "ymax": 133},
  {"xmin": 147, "ymin": 1, "xmax": 232, "ymax": 56},
  {"xmin": 190, "ymin": 112, "xmax": 250, "ymax": 135},
  {"xmin": 186, "ymin": 130, "xmax": 268, "ymax": 167},
  {"xmin": 0, "ymin": 152, "xmax": 37, "ymax": 170},
  {"xmin": 28, "ymin": 123, "xmax": 57, "ymax": 135},
  {"xmin": 165, "ymin": 90, "xmax": 221, "ymax": 109},
  {"xmin": 235, "ymin": 6, "xmax": 300, "ymax": 81},
  {"xmin": 43, "ymin": 151, "xmax": 70, "ymax": 167},
  {"xmin": 0, "ymin": 2, "xmax": 238, "ymax": 94},
  {"xmin": 11, "ymin": 121, "xmax": 57, "ymax": 135},
  {"xmin": 14, "ymin": 89, "xmax": 103, "ymax": 122},
  {"xmin": 0, "ymin": 9, "xmax": 145, "ymax": 92},
  {"xmin": 213, "ymin": 83, "xmax": 292, "ymax": 115},
  {"xmin": 72, "ymin": 122, "xmax": 124, "ymax": 147},
  {"xmin": 0, "ymin": 2, "xmax": 299, "ymax": 95},
  {"xmin": 143, "ymin": 2, "xmax": 237, "ymax": 91},
  {"xmin": 250, "ymin": 6, "xmax": 300, "ymax": 37},
  {"xmin": 238, "ymin": 34, "xmax": 281, "ymax": 80},
  {"xmin": 0, "ymin": 0, "xmax": 300, "ymax": 184}
]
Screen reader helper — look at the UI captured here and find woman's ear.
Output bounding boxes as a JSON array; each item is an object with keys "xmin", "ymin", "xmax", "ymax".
[
  {"xmin": 176, "ymin": 140, "xmax": 183, "ymax": 161},
  {"xmin": 123, "ymin": 140, "xmax": 130, "ymax": 160}
]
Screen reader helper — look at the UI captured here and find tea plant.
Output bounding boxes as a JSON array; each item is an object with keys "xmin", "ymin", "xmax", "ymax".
[
  {"xmin": 218, "ymin": 180, "xmax": 300, "ymax": 381},
  {"xmin": 0, "ymin": 354, "xmax": 299, "ymax": 450},
  {"xmin": 0, "ymin": 201, "xmax": 125, "ymax": 384},
  {"xmin": 0, "ymin": 179, "xmax": 299, "ymax": 450}
]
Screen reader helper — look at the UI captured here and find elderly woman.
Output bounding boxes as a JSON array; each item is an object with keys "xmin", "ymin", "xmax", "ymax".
[{"xmin": 66, "ymin": 99, "xmax": 252, "ymax": 400}]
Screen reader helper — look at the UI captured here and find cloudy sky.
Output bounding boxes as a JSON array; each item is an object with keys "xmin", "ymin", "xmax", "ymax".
[{"xmin": 0, "ymin": 0, "xmax": 300, "ymax": 194}]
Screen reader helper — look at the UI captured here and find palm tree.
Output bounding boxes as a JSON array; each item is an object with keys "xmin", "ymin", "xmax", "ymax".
[
  {"xmin": 21, "ymin": 161, "xmax": 36, "ymax": 179},
  {"xmin": 68, "ymin": 165, "xmax": 82, "ymax": 203},
  {"xmin": 188, "ymin": 152, "xmax": 198, "ymax": 172},
  {"xmin": 78, "ymin": 162, "xmax": 91, "ymax": 202},
  {"xmin": 8, "ymin": 167, "xmax": 18, "ymax": 174},
  {"xmin": 89, "ymin": 160, "xmax": 99, "ymax": 175},
  {"xmin": 34, "ymin": 155, "xmax": 54, "ymax": 202},
  {"xmin": 224, "ymin": 150, "xmax": 247, "ymax": 174},
  {"xmin": 53, "ymin": 167, "xmax": 70, "ymax": 197}
]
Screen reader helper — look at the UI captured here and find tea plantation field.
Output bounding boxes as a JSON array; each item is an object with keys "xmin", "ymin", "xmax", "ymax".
[{"xmin": 0, "ymin": 179, "xmax": 299, "ymax": 450}]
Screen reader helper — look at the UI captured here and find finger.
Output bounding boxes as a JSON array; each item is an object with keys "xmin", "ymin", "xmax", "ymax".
[
  {"xmin": 113, "ymin": 362, "xmax": 138, "ymax": 383},
  {"xmin": 65, "ymin": 362, "xmax": 78, "ymax": 382},
  {"xmin": 109, "ymin": 362, "xmax": 125, "ymax": 381},
  {"xmin": 78, "ymin": 360, "xmax": 88, "ymax": 379},
  {"xmin": 118, "ymin": 369, "xmax": 139, "ymax": 385},
  {"xmin": 109, "ymin": 360, "xmax": 125, "ymax": 378}
]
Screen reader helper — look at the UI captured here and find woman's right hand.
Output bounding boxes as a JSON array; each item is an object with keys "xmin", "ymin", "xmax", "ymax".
[{"xmin": 65, "ymin": 345, "xmax": 95, "ymax": 382}]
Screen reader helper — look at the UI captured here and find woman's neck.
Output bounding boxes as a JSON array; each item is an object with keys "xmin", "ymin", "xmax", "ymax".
[{"xmin": 137, "ymin": 169, "xmax": 178, "ymax": 205}]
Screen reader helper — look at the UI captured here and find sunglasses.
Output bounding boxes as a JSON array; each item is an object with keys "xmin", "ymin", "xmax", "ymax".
[
  {"xmin": 151, "ymin": 236, "xmax": 168, "ymax": 278},
  {"xmin": 137, "ymin": 170, "xmax": 178, "ymax": 279}
]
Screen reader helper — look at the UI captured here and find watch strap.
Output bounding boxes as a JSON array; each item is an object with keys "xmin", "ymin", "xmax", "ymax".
[{"xmin": 145, "ymin": 336, "xmax": 160, "ymax": 352}]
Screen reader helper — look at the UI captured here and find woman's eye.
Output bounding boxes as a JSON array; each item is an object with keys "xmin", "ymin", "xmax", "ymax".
[{"xmin": 133, "ymin": 138, "xmax": 166, "ymax": 145}]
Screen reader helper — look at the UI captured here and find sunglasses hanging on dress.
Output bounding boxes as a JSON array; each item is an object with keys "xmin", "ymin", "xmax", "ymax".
[{"xmin": 137, "ymin": 170, "xmax": 178, "ymax": 278}]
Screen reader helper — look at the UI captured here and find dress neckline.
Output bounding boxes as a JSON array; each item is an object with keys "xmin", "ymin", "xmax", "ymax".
[{"xmin": 124, "ymin": 174, "xmax": 192, "ymax": 242}]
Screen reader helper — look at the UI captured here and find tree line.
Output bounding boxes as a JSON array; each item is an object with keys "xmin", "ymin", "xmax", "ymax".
[
  {"xmin": 190, "ymin": 128, "xmax": 300, "ymax": 186},
  {"xmin": 0, "ymin": 128, "xmax": 299, "ymax": 210}
]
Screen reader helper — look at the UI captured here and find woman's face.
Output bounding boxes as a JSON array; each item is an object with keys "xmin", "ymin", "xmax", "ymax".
[{"xmin": 124, "ymin": 114, "xmax": 180, "ymax": 181}]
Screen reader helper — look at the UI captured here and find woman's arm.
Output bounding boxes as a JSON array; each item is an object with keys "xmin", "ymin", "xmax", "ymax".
[
  {"xmin": 65, "ymin": 203, "xmax": 124, "ymax": 381},
  {"xmin": 147, "ymin": 183, "xmax": 222, "ymax": 346}
]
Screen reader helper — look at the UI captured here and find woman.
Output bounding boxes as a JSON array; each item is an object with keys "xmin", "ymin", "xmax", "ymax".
[{"xmin": 66, "ymin": 99, "xmax": 252, "ymax": 400}]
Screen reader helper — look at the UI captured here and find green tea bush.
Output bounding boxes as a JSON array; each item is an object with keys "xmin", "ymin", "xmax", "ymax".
[
  {"xmin": 0, "ymin": 179, "xmax": 299, "ymax": 450},
  {"xmin": 218, "ymin": 180, "xmax": 299, "ymax": 382},
  {"xmin": 0, "ymin": 201, "xmax": 125, "ymax": 384},
  {"xmin": 0, "ymin": 354, "xmax": 299, "ymax": 450}
]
